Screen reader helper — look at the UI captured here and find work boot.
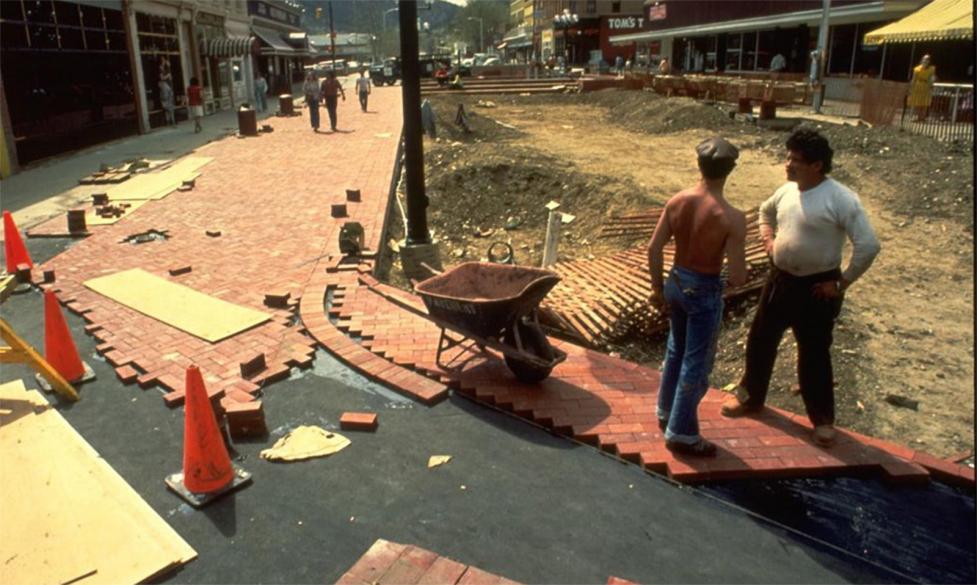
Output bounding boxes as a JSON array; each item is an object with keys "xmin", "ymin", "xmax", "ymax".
[
  {"xmin": 813, "ymin": 425, "xmax": 836, "ymax": 447},
  {"xmin": 666, "ymin": 438, "xmax": 717, "ymax": 457},
  {"xmin": 720, "ymin": 387, "xmax": 762, "ymax": 417}
]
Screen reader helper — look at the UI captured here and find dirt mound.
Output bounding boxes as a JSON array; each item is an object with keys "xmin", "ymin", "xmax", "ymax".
[{"xmin": 424, "ymin": 143, "xmax": 648, "ymax": 265}]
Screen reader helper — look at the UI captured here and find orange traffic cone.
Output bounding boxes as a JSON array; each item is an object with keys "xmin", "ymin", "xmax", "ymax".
[
  {"xmin": 165, "ymin": 365, "xmax": 251, "ymax": 507},
  {"xmin": 3, "ymin": 210, "xmax": 33, "ymax": 274},
  {"xmin": 43, "ymin": 289, "xmax": 87, "ymax": 382}
]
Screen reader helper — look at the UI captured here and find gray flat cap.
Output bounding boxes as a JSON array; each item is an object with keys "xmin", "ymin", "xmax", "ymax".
[{"xmin": 696, "ymin": 137, "xmax": 739, "ymax": 162}]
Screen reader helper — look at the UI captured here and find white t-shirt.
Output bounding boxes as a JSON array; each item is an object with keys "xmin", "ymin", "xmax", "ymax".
[
  {"xmin": 760, "ymin": 178, "xmax": 880, "ymax": 283},
  {"xmin": 355, "ymin": 77, "xmax": 371, "ymax": 93}
]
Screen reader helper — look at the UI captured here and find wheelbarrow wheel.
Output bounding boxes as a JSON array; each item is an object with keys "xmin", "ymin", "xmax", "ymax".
[{"xmin": 503, "ymin": 320, "xmax": 555, "ymax": 384}]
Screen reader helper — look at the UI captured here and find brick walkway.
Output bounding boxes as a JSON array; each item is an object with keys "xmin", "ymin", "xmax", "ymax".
[{"xmin": 35, "ymin": 88, "xmax": 403, "ymax": 410}]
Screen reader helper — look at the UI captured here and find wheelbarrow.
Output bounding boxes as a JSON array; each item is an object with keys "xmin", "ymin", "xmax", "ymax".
[{"xmin": 372, "ymin": 262, "xmax": 567, "ymax": 383}]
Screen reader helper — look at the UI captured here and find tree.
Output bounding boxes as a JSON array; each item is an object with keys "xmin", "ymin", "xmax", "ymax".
[{"xmin": 451, "ymin": 0, "xmax": 509, "ymax": 54}]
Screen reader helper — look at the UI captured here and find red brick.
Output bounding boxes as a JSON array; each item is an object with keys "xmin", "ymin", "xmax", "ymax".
[
  {"xmin": 378, "ymin": 545, "xmax": 439, "ymax": 584},
  {"xmin": 114, "ymin": 365, "xmax": 139, "ymax": 384},
  {"xmin": 416, "ymin": 556, "xmax": 469, "ymax": 585},
  {"xmin": 337, "ymin": 539, "xmax": 408, "ymax": 585},
  {"xmin": 457, "ymin": 566, "xmax": 507, "ymax": 585},
  {"xmin": 340, "ymin": 411, "xmax": 378, "ymax": 432}
]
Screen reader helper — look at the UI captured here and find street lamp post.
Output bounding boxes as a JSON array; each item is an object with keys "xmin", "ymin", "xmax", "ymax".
[
  {"xmin": 554, "ymin": 10, "xmax": 578, "ymax": 66},
  {"xmin": 382, "ymin": 7, "xmax": 398, "ymax": 31},
  {"xmin": 467, "ymin": 17, "xmax": 483, "ymax": 54}
]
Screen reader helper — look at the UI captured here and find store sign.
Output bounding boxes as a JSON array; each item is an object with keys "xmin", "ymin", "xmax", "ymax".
[
  {"xmin": 608, "ymin": 17, "xmax": 644, "ymax": 31},
  {"xmin": 196, "ymin": 11, "xmax": 224, "ymax": 27},
  {"xmin": 647, "ymin": 4, "xmax": 667, "ymax": 21}
]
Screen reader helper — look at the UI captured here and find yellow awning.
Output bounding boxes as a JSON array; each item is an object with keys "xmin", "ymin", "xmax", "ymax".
[{"xmin": 864, "ymin": 0, "xmax": 973, "ymax": 44}]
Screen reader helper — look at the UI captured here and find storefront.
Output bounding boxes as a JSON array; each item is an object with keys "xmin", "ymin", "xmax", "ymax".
[
  {"xmin": 0, "ymin": 0, "xmax": 137, "ymax": 165},
  {"xmin": 600, "ymin": 14, "xmax": 644, "ymax": 64},
  {"xmin": 610, "ymin": 0, "xmax": 927, "ymax": 77},
  {"xmin": 248, "ymin": 0, "xmax": 304, "ymax": 94},
  {"xmin": 134, "ymin": 10, "xmax": 184, "ymax": 128},
  {"xmin": 553, "ymin": 18, "xmax": 600, "ymax": 66}
]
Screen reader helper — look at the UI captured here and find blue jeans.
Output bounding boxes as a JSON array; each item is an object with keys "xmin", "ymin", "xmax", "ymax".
[
  {"xmin": 255, "ymin": 88, "xmax": 267, "ymax": 112},
  {"xmin": 308, "ymin": 97, "xmax": 320, "ymax": 129},
  {"xmin": 657, "ymin": 266, "xmax": 724, "ymax": 444}
]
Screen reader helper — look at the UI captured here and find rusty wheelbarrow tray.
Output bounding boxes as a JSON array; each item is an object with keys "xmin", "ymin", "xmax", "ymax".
[{"xmin": 366, "ymin": 262, "xmax": 568, "ymax": 383}]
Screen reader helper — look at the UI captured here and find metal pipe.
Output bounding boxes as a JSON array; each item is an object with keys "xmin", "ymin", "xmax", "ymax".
[
  {"xmin": 812, "ymin": 0, "xmax": 831, "ymax": 113},
  {"xmin": 398, "ymin": 0, "xmax": 430, "ymax": 245},
  {"xmin": 328, "ymin": 1, "xmax": 336, "ymax": 67}
]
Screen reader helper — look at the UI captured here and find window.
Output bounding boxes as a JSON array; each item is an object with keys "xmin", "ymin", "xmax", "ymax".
[
  {"xmin": 53, "ymin": 1, "xmax": 79, "ymax": 27},
  {"xmin": 586, "ymin": 0, "xmax": 596, "ymax": 14},
  {"xmin": 611, "ymin": 1, "xmax": 620, "ymax": 13}
]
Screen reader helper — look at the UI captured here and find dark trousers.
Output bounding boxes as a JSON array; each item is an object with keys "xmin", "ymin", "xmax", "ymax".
[
  {"xmin": 324, "ymin": 95, "xmax": 338, "ymax": 130},
  {"xmin": 359, "ymin": 91, "xmax": 368, "ymax": 111},
  {"xmin": 740, "ymin": 266, "xmax": 843, "ymax": 426}
]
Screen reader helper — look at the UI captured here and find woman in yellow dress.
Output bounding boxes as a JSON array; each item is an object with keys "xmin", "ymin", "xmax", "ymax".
[{"xmin": 907, "ymin": 54, "xmax": 936, "ymax": 121}]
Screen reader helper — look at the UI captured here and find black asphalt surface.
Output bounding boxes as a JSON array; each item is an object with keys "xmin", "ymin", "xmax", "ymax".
[{"xmin": 1, "ymin": 237, "xmax": 972, "ymax": 584}]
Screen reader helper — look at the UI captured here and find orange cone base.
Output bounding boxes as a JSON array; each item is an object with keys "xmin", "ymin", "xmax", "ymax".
[
  {"xmin": 35, "ymin": 361, "xmax": 96, "ymax": 392},
  {"xmin": 165, "ymin": 463, "xmax": 252, "ymax": 508}
]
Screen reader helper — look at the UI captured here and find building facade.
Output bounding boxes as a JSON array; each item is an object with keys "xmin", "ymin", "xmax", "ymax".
[
  {"xmin": 0, "ymin": 0, "xmax": 313, "ymax": 175},
  {"xmin": 0, "ymin": 0, "xmax": 136, "ymax": 168},
  {"xmin": 607, "ymin": 0, "xmax": 955, "ymax": 84}
]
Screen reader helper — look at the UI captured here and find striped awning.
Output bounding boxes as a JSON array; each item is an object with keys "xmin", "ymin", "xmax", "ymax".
[
  {"xmin": 202, "ymin": 36, "xmax": 258, "ymax": 58},
  {"xmin": 864, "ymin": 0, "xmax": 973, "ymax": 44}
]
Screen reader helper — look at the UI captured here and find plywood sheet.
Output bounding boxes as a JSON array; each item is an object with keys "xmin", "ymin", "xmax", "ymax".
[
  {"xmin": 0, "ymin": 380, "xmax": 196, "ymax": 585},
  {"xmin": 84, "ymin": 268, "xmax": 270, "ymax": 342},
  {"xmin": 103, "ymin": 156, "xmax": 211, "ymax": 201}
]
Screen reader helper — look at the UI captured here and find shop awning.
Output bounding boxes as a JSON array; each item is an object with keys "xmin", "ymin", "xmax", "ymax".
[
  {"xmin": 610, "ymin": 0, "xmax": 925, "ymax": 44},
  {"xmin": 252, "ymin": 26, "xmax": 298, "ymax": 56},
  {"xmin": 201, "ymin": 36, "xmax": 258, "ymax": 58},
  {"xmin": 864, "ymin": 0, "xmax": 972, "ymax": 44}
]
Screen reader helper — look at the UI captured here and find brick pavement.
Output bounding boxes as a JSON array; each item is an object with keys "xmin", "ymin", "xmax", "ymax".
[{"xmin": 33, "ymin": 87, "xmax": 404, "ymax": 410}]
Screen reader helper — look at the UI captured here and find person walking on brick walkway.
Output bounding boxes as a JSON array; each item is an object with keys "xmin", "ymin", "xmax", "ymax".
[
  {"xmin": 186, "ymin": 77, "xmax": 203, "ymax": 133},
  {"xmin": 648, "ymin": 137, "xmax": 747, "ymax": 457},
  {"xmin": 355, "ymin": 70, "xmax": 371, "ymax": 112},
  {"xmin": 721, "ymin": 129, "xmax": 881, "ymax": 448},
  {"xmin": 320, "ymin": 70, "xmax": 346, "ymax": 132},
  {"xmin": 303, "ymin": 71, "xmax": 322, "ymax": 132}
]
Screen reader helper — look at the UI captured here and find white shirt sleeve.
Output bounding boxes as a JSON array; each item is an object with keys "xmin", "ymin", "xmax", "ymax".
[{"xmin": 839, "ymin": 192, "xmax": 881, "ymax": 283}]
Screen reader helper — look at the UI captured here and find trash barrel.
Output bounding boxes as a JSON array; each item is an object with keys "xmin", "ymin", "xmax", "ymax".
[
  {"xmin": 279, "ymin": 94, "xmax": 294, "ymax": 116},
  {"xmin": 759, "ymin": 100, "xmax": 777, "ymax": 120},
  {"xmin": 237, "ymin": 106, "xmax": 258, "ymax": 136}
]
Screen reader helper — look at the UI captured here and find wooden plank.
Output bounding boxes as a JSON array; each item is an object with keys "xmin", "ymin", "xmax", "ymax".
[
  {"xmin": 84, "ymin": 268, "xmax": 270, "ymax": 343},
  {"xmin": 0, "ymin": 381, "xmax": 196, "ymax": 584},
  {"xmin": 103, "ymin": 157, "xmax": 210, "ymax": 201}
]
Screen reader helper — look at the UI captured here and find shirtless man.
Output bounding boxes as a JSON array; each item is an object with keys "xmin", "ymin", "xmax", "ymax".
[{"xmin": 648, "ymin": 137, "xmax": 747, "ymax": 456}]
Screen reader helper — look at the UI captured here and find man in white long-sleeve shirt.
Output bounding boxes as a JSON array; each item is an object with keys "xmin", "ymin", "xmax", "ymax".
[{"xmin": 721, "ymin": 129, "xmax": 881, "ymax": 447}]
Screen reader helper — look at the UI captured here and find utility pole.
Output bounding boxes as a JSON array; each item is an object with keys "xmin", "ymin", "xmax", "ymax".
[
  {"xmin": 399, "ymin": 0, "xmax": 429, "ymax": 246},
  {"xmin": 813, "ymin": 0, "xmax": 830, "ymax": 113},
  {"xmin": 328, "ymin": 1, "xmax": 336, "ymax": 67},
  {"xmin": 396, "ymin": 0, "xmax": 441, "ymax": 278}
]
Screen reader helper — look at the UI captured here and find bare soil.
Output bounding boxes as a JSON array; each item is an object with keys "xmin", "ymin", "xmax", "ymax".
[{"xmin": 383, "ymin": 89, "xmax": 974, "ymax": 459}]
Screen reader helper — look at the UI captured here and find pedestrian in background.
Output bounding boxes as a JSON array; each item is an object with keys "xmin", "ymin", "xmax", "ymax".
[
  {"xmin": 254, "ymin": 72, "xmax": 268, "ymax": 113},
  {"xmin": 908, "ymin": 54, "xmax": 936, "ymax": 122},
  {"xmin": 721, "ymin": 129, "xmax": 881, "ymax": 448},
  {"xmin": 355, "ymin": 70, "xmax": 371, "ymax": 112},
  {"xmin": 303, "ymin": 71, "xmax": 321, "ymax": 132},
  {"xmin": 159, "ymin": 58, "xmax": 176, "ymax": 126},
  {"xmin": 658, "ymin": 57, "xmax": 671, "ymax": 75},
  {"xmin": 647, "ymin": 137, "xmax": 747, "ymax": 457},
  {"xmin": 320, "ymin": 70, "xmax": 345, "ymax": 132},
  {"xmin": 186, "ymin": 77, "xmax": 203, "ymax": 133}
]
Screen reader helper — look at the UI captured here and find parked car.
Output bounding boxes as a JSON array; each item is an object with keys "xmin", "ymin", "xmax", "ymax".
[{"xmin": 480, "ymin": 56, "xmax": 501, "ymax": 67}]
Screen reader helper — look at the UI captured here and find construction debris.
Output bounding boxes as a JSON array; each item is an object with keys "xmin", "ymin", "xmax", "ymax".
[{"xmin": 259, "ymin": 426, "xmax": 350, "ymax": 462}]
